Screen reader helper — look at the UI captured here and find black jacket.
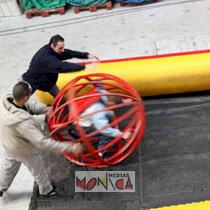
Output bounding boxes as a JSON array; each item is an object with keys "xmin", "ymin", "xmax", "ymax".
[{"xmin": 23, "ymin": 44, "xmax": 89, "ymax": 92}]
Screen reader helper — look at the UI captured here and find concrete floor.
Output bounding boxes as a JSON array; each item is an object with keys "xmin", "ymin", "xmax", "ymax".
[{"xmin": 1, "ymin": 0, "xmax": 210, "ymax": 209}]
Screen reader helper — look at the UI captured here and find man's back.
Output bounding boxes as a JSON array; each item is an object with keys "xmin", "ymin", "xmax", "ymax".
[
  {"xmin": 0, "ymin": 94, "xmax": 46, "ymax": 157},
  {"xmin": 23, "ymin": 44, "xmax": 58, "ymax": 91}
]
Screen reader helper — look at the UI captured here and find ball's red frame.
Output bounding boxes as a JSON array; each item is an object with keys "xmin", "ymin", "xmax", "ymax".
[{"xmin": 48, "ymin": 73, "xmax": 146, "ymax": 168}]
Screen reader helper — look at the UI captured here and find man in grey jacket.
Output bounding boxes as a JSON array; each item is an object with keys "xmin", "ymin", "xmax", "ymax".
[{"xmin": 0, "ymin": 81, "xmax": 83, "ymax": 197}]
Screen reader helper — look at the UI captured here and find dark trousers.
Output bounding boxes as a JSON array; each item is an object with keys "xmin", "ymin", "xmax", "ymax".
[
  {"xmin": 49, "ymin": 85, "xmax": 69, "ymax": 119},
  {"xmin": 48, "ymin": 85, "xmax": 60, "ymax": 98}
]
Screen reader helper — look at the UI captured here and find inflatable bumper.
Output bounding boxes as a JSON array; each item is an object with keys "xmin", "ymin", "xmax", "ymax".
[{"xmin": 36, "ymin": 50, "xmax": 210, "ymax": 104}]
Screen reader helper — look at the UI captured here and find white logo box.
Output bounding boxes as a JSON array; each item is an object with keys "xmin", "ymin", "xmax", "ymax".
[{"xmin": 75, "ymin": 171, "xmax": 135, "ymax": 192}]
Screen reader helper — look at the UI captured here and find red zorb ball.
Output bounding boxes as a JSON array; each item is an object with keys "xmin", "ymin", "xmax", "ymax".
[{"xmin": 48, "ymin": 73, "xmax": 145, "ymax": 168}]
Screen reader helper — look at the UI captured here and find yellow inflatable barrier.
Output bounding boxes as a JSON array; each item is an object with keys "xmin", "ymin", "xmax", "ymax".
[
  {"xmin": 151, "ymin": 200, "xmax": 210, "ymax": 210},
  {"xmin": 36, "ymin": 50, "xmax": 210, "ymax": 104}
]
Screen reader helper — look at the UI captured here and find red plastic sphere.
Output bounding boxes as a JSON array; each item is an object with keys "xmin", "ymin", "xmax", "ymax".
[{"xmin": 48, "ymin": 73, "xmax": 145, "ymax": 168}]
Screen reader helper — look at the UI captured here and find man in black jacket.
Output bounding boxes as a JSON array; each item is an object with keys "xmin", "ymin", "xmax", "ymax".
[{"xmin": 22, "ymin": 34, "xmax": 99, "ymax": 98}]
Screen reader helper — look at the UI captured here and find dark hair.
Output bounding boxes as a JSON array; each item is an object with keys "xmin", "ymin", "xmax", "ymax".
[
  {"xmin": 13, "ymin": 82, "xmax": 31, "ymax": 101},
  {"xmin": 49, "ymin": 34, "xmax": 64, "ymax": 46},
  {"xmin": 107, "ymin": 96, "xmax": 122, "ymax": 104}
]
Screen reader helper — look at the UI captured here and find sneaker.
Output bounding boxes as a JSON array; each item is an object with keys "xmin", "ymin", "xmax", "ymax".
[
  {"xmin": 40, "ymin": 185, "xmax": 57, "ymax": 197},
  {"xmin": 0, "ymin": 191, "xmax": 3, "ymax": 197},
  {"xmin": 46, "ymin": 189, "xmax": 57, "ymax": 197},
  {"xmin": 98, "ymin": 152, "xmax": 104, "ymax": 157},
  {"xmin": 98, "ymin": 152, "xmax": 108, "ymax": 159}
]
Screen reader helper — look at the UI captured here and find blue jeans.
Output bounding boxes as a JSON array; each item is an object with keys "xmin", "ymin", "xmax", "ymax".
[{"xmin": 84, "ymin": 126, "xmax": 113, "ymax": 149}]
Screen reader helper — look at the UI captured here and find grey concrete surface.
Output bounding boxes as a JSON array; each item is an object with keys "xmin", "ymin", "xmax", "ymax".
[
  {"xmin": 29, "ymin": 93, "xmax": 210, "ymax": 209},
  {"xmin": 1, "ymin": 0, "xmax": 210, "ymax": 209}
]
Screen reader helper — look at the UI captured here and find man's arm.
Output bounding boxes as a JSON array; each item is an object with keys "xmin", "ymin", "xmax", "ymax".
[
  {"xmin": 19, "ymin": 120, "xmax": 83, "ymax": 154},
  {"xmin": 26, "ymin": 101, "xmax": 47, "ymax": 115},
  {"xmin": 46, "ymin": 56, "xmax": 86, "ymax": 73},
  {"xmin": 56, "ymin": 61, "xmax": 86, "ymax": 73},
  {"xmin": 60, "ymin": 49, "xmax": 89, "ymax": 60},
  {"xmin": 60, "ymin": 49, "xmax": 99, "ymax": 64}
]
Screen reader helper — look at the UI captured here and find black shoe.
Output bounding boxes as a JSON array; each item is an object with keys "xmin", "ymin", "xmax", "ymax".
[
  {"xmin": 68, "ymin": 124, "xmax": 80, "ymax": 139},
  {"xmin": 0, "ymin": 191, "xmax": 3, "ymax": 197}
]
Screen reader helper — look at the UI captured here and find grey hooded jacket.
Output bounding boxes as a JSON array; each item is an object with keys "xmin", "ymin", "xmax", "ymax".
[{"xmin": 0, "ymin": 94, "xmax": 74, "ymax": 157}]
